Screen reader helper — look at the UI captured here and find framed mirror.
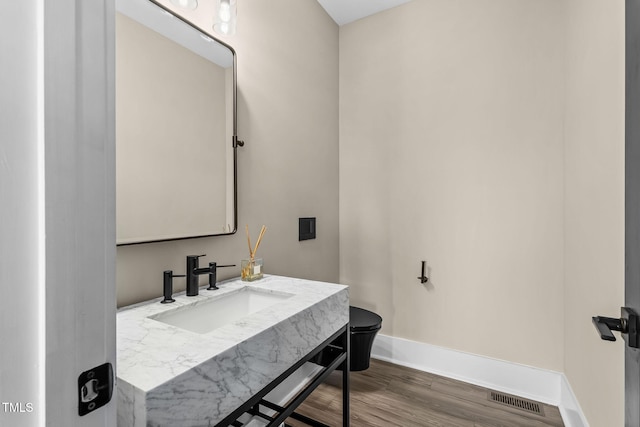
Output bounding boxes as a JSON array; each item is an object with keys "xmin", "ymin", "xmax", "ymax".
[{"xmin": 115, "ymin": 0, "xmax": 239, "ymax": 245}]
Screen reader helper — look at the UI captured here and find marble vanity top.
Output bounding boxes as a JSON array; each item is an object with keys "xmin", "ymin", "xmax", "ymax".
[{"xmin": 116, "ymin": 275, "xmax": 349, "ymax": 427}]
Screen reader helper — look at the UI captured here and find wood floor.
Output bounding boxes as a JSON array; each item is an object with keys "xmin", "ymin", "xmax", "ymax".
[{"xmin": 286, "ymin": 359, "xmax": 564, "ymax": 427}]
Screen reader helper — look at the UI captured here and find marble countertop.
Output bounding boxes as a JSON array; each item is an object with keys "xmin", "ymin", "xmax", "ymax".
[{"xmin": 116, "ymin": 275, "xmax": 349, "ymax": 427}]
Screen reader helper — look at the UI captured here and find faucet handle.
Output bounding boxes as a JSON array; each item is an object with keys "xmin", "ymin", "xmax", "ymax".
[
  {"xmin": 161, "ymin": 270, "xmax": 185, "ymax": 304},
  {"xmin": 186, "ymin": 254, "xmax": 207, "ymax": 269},
  {"xmin": 206, "ymin": 262, "xmax": 236, "ymax": 290}
]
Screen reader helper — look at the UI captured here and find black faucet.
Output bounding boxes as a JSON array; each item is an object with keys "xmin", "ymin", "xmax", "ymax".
[
  {"xmin": 186, "ymin": 255, "xmax": 235, "ymax": 296},
  {"xmin": 186, "ymin": 255, "xmax": 209, "ymax": 296}
]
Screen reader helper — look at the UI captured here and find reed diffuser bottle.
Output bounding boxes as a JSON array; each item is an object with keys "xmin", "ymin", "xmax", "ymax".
[{"xmin": 242, "ymin": 225, "xmax": 266, "ymax": 281}]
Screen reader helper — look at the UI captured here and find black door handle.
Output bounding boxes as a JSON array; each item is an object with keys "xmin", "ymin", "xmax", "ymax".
[
  {"xmin": 592, "ymin": 316, "xmax": 624, "ymax": 341},
  {"xmin": 592, "ymin": 307, "xmax": 640, "ymax": 348}
]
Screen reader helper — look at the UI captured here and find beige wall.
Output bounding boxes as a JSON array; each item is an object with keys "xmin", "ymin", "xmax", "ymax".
[
  {"xmin": 340, "ymin": 0, "xmax": 566, "ymax": 371},
  {"xmin": 563, "ymin": 0, "xmax": 625, "ymax": 425},
  {"xmin": 116, "ymin": 0, "xmax": 339, "ymax": 307},
  {"xmin": 340, "ymin": 0, "xmax": 625, "ymax": 424}
]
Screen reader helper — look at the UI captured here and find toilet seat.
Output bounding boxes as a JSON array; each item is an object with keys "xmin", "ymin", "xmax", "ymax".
[{"xmin": 350, "ymin": 306, "xmax": 382, "ymax": 332}]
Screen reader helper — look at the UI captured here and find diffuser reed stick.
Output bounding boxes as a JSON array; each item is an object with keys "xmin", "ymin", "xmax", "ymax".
[
  {"xmin": 245, "ymin": 224, "xmax": 253, "ymax": 259},
  {"xmin": 245, "ymin": 225, "xmax": 267, "ymax": 260},
  {"xmin": 252, "ymin": 225, "xmax": 267, "ymax": 260}
]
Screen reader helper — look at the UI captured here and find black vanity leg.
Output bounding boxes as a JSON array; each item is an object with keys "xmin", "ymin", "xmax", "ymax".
[{"xmin": 343, "ymin": 323, "xmax": 350, "ymax": 426}]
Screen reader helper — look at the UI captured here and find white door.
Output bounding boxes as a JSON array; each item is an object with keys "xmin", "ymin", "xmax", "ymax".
[{"xmin": 0, "ymin": 1, "xmax": 116, "ymax": 426}]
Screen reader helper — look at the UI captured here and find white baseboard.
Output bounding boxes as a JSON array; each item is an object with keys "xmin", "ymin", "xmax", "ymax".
[
  {"xmin": 371, "ymin": 334, "xmax": 588, "ymax": 427},
  {"xmin": 559, "ymin": 373, "xmax": 590, "ymax": 427}
]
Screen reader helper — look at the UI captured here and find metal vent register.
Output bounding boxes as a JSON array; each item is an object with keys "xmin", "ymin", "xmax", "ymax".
[{"xmin": 488, "ymin": 391, "xmax": 544, "ymax": 415}]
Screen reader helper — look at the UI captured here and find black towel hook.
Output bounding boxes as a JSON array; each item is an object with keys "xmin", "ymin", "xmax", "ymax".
[{"xmin": 418, "ymin": 261, "xmax": 428, "ymax": 284}]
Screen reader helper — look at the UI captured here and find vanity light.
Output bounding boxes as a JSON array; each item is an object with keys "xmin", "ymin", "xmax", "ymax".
[
  {"xmin": 213, "ymin": 0, "xmax": 237, "ymax": 36},
  {"xmin": 170, "ymin": 0, "xmax": 198, "ymax": 10}
]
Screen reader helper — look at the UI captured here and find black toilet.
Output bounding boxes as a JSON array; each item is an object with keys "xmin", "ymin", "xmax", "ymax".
[
  {"xmin": 348, "ymin": 306, "xmax": 382, "ymax": 371},
  {"xmin": 314, "ymin": 306, "xmax": 382, "ymax": 371}
]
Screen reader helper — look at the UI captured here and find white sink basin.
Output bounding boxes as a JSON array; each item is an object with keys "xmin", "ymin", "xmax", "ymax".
[{"xmin": 150, "ymin": 287, "xmax": 293, "ymax": 334}]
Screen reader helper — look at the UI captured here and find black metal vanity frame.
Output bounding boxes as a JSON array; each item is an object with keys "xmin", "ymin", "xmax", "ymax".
[{"xmin": 217, "ymin": 324, "xmax": 350, "ymax": 427}]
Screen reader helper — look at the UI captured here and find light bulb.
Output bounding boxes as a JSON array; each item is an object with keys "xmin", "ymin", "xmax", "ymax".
[
  {"xmin": 219, "ymin": 1, "xmax": 231, "ymax": 22},
  {"xmin": 170, "ymin": 0, "xmax": 198, "ymax": 10},
  {"xmin": 218, "ymin": 22, "xmax": 230, "ymax": 34},
  {"xmin": 213, "ymin": 0, "xmax": 236, "ymax": 36}
]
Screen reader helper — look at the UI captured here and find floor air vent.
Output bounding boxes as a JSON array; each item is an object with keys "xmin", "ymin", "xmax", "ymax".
[{"xmin": 488, "ymin": 391, "xmax": 544, "ymax": 415}]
